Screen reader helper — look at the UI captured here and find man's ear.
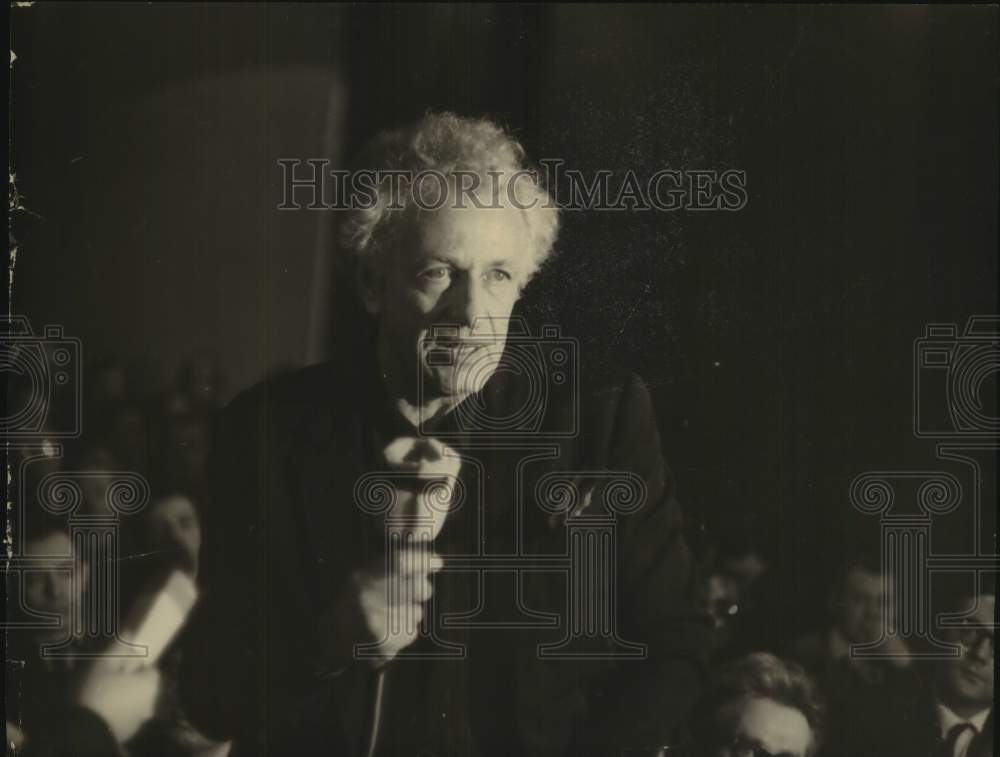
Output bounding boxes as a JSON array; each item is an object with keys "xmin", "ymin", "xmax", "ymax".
[{"xmin": 356, "ymin": 258, "xmax": 384, "ymax": 316}]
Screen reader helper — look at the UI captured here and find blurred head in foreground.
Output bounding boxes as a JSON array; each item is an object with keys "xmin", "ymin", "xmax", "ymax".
[{"xmin": 689, "ymin": 652, "xmax": 824, "ymax": 757}]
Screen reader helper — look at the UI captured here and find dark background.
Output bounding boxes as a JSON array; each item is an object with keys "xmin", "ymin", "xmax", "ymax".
[{"xmin": 10, "ymin": 4, "xmax": 998, "ymax": 640}]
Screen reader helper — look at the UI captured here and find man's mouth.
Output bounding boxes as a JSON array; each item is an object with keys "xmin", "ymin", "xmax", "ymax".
[
  {"xmin": 424, "ymin": 342, "xmax": 479, "ymax": 368},
  {"xmin": 426, "ymin": 340, "xmax": 496, "ymax": 356},
  {"xmin": 435, "ymin": 342, "xmax": 477, "ymax": 351},
  {"xmin": 957, "ymin": 666, "xmax": 990, "ymax": 686}
]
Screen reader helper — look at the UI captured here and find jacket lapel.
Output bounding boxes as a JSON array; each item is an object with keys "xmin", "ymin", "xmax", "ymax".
[{"xmin": 294, "ymin": 361, "xmax": 382, "ymax": 592}]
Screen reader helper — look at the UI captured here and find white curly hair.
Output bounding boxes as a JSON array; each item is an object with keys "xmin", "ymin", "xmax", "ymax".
[{"xmin": 339, "ymin": 112, "xmax": 560, "ymax": 279}]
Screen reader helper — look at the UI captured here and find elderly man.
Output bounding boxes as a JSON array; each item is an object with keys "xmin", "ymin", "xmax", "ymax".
[
  {"xmin": 179, "ymin": 112, "xmax": 708, "ymax": 756},
  {"xmin": 789, "ymin": 554, "xmax": 912, "ymax": 681},
  {"xmin": 788, "ymin": 553, "xmax": 914, "ymax": 756}
]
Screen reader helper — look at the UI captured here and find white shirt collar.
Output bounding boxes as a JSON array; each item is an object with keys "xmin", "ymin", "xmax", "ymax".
[{"xmin": 937, "ymin": 701, "xmax": 991, "ymax": 738}]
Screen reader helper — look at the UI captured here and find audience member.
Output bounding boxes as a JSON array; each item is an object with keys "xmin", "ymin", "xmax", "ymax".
[
  {"xmin": 788, "ymin": 553, "xmax": 911, "ymax": 681},
  {"xmin": 5, "ymin": 513, "xmax": 164, "ymax": 756},
  {"xmin": 788, "ymin": 553, "xmax": 916, "ymax": 757},
  {"xmin": 688, "ymin": 652, "xmax": 825, "ymax": 757},
  {"xmin": 5, "ymin": 350, "xmax": 235, "ymax": 756},
  {"xmin": 697, "ymin": 523, "xmax": 772, "ymax": 661},
  {"xmin": 136, "ymin": 492, "xmax": 203, "ymax": 580},
  {"xmin": 844, "ymin": 577, "xmax": 995, "ymax": 757}
]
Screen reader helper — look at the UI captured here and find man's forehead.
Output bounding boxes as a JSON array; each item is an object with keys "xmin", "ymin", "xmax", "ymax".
[
  {"xmin": 733, "ymin": 697, "xmax": 812, "ymax": 754},
  {"xmin": 413, "ymin": 203, "xmax": 533, "ymax": 262}
]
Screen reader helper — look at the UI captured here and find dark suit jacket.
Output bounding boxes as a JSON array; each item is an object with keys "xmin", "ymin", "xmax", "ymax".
[
  {"xmin": 821, "ymin": 663, "xmax": 995, "ymax": 757},
  {"xmin": 178, "ymin": 341, "xmax": 710, "ymax": 756}
]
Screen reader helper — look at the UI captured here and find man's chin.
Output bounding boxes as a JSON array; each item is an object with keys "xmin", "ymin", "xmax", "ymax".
[
  {"xmin": 940, "ymin": 673, "xmax": 990, "ymax": 708},
  {"xmin": 953, "ymin": 667, "xmax": 992, "ymax": 694}
]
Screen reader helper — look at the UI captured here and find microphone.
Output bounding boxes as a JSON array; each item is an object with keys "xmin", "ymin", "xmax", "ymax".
[
  {"xmin": 381, "ymin": 436, "xmax": 461, "ymax": 543},
  {"xmin": 376, "ymin": 437, "xmax": 461, "ymax": 650}
]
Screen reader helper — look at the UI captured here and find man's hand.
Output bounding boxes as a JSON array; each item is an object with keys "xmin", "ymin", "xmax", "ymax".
[
  {"xmin": 75, "ymin": 666, "xmax": 163, "ymax": 744},
  {"xmin": 382, "ymin": 436, "xmax": 461, "ymax": 541},
  {"xmin": 339, "ymin": 546, "xmax": 444, "ymax": 666},
  {"xmin": 322, "ymin": 436, "xmax": 457, "ymax": 670}
]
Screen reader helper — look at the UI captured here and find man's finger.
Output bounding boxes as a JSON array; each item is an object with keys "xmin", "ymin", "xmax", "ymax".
[
  {"xmin": 384, "ymin": 575, "xmax": 433, "ymax": 602},
  {"xmin": 408, "ymin": 576, "xmax": 434, "ymax": 603},
  {"xmin": 393, "ymin": 546, "xmax": 443, "ymax": 576}
]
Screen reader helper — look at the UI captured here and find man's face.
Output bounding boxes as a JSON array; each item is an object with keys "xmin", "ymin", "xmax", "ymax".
[
  {"xmin": 937, "ymin": 594, "xmax": 995, "ymax": 712},
  {"xmin": 148, "ymin": 495, "xmax": 202, "ymax": 576},
  {"xmin": 713, "ymin": 696, "xmax": 814, "ymax": 757},
  {"xmin": 365, "ymin": 202, "xmax": 534, "ymax": 402},
  {"xmin": 23, "ymin": 531, "xmax": 88, "ymax": 644},
  {"xmin": 838, "ymin": 567, "xmax": 888, "ymax": 644}
]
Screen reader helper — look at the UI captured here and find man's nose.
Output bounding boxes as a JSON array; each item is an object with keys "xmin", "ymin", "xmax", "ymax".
[
  {"xmin": 446, "ymin": 274, "xmax": 487, "ymax": 329},
  {"xmin": 968, "ymin": 634, "xmax": 993, "ymax": 662}
]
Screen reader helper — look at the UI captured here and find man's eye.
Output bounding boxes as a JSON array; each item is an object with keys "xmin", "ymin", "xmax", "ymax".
[
  {"xmin": 485, "ymin": 269, "xmax": 512, "ymax": 283},
  {"xmin": 420, "ymin": 267, "xmax": 451, "ymax": 282}
]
